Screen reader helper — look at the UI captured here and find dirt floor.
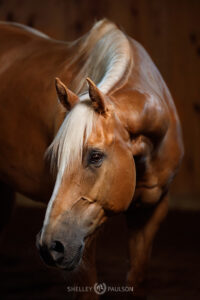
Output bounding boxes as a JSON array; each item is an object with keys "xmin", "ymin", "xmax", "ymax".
[{"xmin": 0, "ymin": 199, "xmax": 200, "ymax": 300}]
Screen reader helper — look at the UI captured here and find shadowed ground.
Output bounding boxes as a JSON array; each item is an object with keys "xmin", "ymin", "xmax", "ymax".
[{"xmin": 0, "ymin": 198, "xmax": 200, "ymax": 300}]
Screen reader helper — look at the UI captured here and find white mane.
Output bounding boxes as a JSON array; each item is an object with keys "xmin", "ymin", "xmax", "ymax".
[
  {"xmin": 48, "ymin": 102, "xmax": 95, "ymax": 177},
  {"xmin": 48, "ymin": 19, "xmax": 132, "ymax": 177},
  {"xmin": 70, "ymin": 19, "xmax": 133, "ymax": 98}
]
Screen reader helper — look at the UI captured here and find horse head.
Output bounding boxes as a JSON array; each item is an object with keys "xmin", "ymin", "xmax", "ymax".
[{"xmin": 36, "ymin": 77, "xmax": 136, "ymax": 270}]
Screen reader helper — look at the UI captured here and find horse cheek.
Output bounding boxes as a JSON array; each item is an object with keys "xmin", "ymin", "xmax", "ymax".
[{"xmin": 106, "ymin": 155, "xmax": 136, "ymax": 213}]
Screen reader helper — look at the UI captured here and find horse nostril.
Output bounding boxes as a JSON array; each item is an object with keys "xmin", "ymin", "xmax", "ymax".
[
  {"xmin": 50, "ymin": 240, "xmax": 64, "ymax": 253},
  {"xmin": 50, "ymin": 240, "xmax": 65, "ymax": 264},
  {"xmin": 78, "ymin": 244, "xmax": 83, "ymax": 252}
]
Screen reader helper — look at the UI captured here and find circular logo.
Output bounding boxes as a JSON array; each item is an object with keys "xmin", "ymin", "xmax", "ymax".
[{"xmin": 93, "ymin": 282, "xmax": 107, "ymax": 295}]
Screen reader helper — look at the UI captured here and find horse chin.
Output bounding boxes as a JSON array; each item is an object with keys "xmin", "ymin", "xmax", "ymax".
[
  {"xmin": 61, "ymin": 261, "xmax": 80, "ymax": 272},
  {"xmin": 56, "ymin": 246, "xmax": 84, "ymax": 272}
]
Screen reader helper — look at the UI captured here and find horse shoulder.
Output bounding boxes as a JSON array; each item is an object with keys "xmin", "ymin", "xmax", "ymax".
[{"xmin": 113, "ymin": 48, "xmax": 183, "ymax": 205}]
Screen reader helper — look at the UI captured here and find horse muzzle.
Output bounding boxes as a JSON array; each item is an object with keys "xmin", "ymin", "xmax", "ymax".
[
  {"xmin": 36, "ymin": 198, "xmax": 106, "ymax": 270},
  {"xmin": 36, "ymin": 230, "xmax": 84, "ymax": 270}
]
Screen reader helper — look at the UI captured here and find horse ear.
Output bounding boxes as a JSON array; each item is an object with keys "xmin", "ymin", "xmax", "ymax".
[
  {"xmin": 86, "ymin": 77, "xmax": 107, "ymax": 115},
  {"xmin": 55, "ymin": 77, "xmax": 79, "ymax": 111}
]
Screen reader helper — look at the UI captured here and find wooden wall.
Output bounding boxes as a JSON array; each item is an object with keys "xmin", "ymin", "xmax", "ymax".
[{"xmin": 0, "ymin": 0, "xmax": 199, "ymax": 207}]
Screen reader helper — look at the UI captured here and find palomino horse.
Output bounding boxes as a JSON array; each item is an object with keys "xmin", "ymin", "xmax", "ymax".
[{"xmin": 0, "ymin": 19, "xmax": 183, "ymax": 294}]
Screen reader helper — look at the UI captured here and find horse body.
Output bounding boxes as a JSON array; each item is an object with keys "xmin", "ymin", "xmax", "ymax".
[
  {"xmin": 0, "ymin": 22, "xmax": 75, "ymax": 200},
  {"xmin": 0, "ymin": 19, "xmax": 183, "ymax": 291}
]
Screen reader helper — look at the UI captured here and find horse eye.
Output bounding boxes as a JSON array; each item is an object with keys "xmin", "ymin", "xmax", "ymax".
[{"xmin": 88, "ymin": 150, "xmax": 104, "ymax": 167}]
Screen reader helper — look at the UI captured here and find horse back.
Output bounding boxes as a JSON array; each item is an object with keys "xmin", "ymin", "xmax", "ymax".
[{"xmin": 0, "ymin": 23, "xmax": 63, "ymax": 200}]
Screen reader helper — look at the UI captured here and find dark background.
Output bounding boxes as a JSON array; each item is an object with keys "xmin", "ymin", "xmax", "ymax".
[{"xmin": 0, "ymin": 0, "xmax": 200, "ymax": 299}]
